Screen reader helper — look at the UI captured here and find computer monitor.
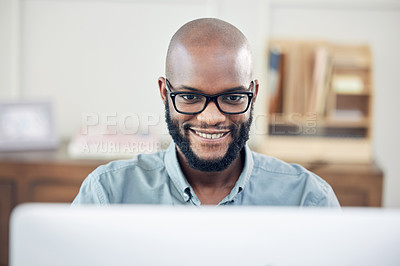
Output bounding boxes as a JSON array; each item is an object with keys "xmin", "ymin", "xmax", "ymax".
[{"xmin": 10, "ymin": 204, "xmax": 400, "ymax": 266}]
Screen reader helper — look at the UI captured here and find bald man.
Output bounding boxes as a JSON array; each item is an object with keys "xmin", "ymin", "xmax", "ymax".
[{"xmin": 73, "ymin": 18, "xmax": 340, "ymax": 206}]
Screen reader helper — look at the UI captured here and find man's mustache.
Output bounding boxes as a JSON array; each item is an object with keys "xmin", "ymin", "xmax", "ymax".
[{"xmin": 182, "ymin": 123, "xmax": 237, "ymax": 131}]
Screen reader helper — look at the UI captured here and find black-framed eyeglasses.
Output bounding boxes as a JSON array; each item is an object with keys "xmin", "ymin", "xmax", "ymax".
[{"xmin": 165, "ymin": 79, "xmax": 255, "ymax": 115}]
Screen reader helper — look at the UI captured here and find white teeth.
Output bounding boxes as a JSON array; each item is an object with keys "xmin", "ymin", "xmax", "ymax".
[{"xmin": 195, "ymin": 131, "xmax": 225, "ymax": 139}]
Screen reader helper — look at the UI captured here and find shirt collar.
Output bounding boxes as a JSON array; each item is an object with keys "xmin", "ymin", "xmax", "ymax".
[{"xmin": 164, "ymin": 141, "xmax": 254, "ymax": 205}]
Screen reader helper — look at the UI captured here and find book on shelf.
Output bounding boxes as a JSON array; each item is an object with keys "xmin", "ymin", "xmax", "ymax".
[
  {"xmin": 308, "ymin": 45, "xmax": 330, "ymax": 116},
  {"xmin": 268, "ymin": 46, "xmax": 285, "ymax": 113},
  {"xmin": 283, "ymin": 42, "xmax": 304, "ymax": 114},
  {"xmin": 329, "ymin": 110, "xmax": 364, "ymax": 122},
  {"xmin": 332, "ymin": 74, "xmax": 364, "ymax": 94}
]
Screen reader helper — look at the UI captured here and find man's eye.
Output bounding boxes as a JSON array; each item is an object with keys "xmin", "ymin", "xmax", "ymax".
[
  {"xmin": 179, "ymin": 94, "xmax": 201, "ymax": 102},
  {"xmin": 182, "ymin": 95, "xmax": 196, "ymax": 100},
  {"xmin": 222, "ymin": 95, "xmax": 245, "ymax": 103}
]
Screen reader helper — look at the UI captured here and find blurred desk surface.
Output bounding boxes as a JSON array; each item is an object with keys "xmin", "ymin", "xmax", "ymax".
[
  {"xmin": 0, "ymin": 141, "xmax": 106, "ymax": 164},
  {"xmin": 0, "ymin": 143, "xmax": 383, "ymax": 266}
]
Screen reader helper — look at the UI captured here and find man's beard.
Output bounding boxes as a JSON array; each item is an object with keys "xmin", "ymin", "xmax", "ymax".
[{"xmin": 165, "ymin": 101, "xmax": 253, "ymax": 172}]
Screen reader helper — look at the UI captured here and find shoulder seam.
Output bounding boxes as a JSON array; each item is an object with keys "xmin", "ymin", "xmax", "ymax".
[
  {"xmin": 93, "ymin": 161, "xmax": 165, "ymax": 177},
  {"xmin": 88, "ymin": 174, "xmax": 106, "ymax": 204},
  {"xmin": 252, "ymin": 165, "xmax": 301, "ymax": 176},
  {"xmin": 312, "ymin": 175, "xmax": 330, "ymax": 206}
]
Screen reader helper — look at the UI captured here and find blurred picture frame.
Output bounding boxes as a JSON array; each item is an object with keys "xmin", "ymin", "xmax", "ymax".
[{"xmin": 0, "ymin": 100, "xmax": 59, "ymax": 151}]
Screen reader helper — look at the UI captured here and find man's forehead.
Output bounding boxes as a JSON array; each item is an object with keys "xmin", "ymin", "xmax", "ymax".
[{"xmin": 168, "ymin": 44, "xmax": 252, "ymax": 85}]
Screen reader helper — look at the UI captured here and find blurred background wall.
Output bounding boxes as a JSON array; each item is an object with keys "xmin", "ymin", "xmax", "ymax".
[{"xmin": 0, "ymin": 0, "xmax": 399, "ymax": 207}]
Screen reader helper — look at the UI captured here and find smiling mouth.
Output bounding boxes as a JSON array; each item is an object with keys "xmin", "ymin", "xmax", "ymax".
[{"xmin": 191, "ymin": 130, "xmax": 230, "ymax": 139}]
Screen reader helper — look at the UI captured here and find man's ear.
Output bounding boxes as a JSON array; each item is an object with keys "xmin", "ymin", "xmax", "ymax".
[
  {"xmin": 252, "ymin": 79, "xmax": 259, "ymax": 103},
  {"xmin": 158, "ymin": 77, "xmax": 167, "ymax": 104}
]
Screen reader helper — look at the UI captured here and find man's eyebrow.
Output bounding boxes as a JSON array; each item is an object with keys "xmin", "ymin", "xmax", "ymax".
[
  {"xmin": 223, "ymin": 86, "xmax": 249, "ymax": 93},
  {"xmin": 178, "ymin": 86, "xmax": 202, "ymax": 92},
  {"xmin": 176, "ymin": 85, "xmax": 248, "ymax": 93}
]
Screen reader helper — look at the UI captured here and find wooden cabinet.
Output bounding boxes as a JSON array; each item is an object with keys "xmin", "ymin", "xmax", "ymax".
[
  {"xmin": 0, "ymin": 144, "xmax": 383, "ymax": 266},
  {"xmin": 0, "ymin": 144, "xmax": 106, "ymax": 266},
  {"xmin": 12, "ymin": 162, "xmax": 99, "ymax": 203},
  {"xmin": 305, "ymin": 162, "xmax": 383, "ymax": 207},
  {"xmin": 0, "ymin": 179, "xmax": 15, "ymax": 266}
]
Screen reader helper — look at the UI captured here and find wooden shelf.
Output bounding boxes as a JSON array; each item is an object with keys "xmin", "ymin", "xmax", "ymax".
[
  {"xmin": 269, "ymin": 116, "xmax": 370, "ymax": 127},
  {"xmin": 335, "ymin": 92, "xmax": 371, "ymax": 96},
  {"xmin": 257, "ymin": 136, "xmax": 372, "ymax": 163},
  {"xmin": 266, "ymin": 39, "xmax": 374, "ymax": 160}
]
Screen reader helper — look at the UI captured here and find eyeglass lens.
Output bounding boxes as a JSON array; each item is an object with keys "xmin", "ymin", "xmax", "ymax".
[{"xmin": 174, "ymin": 93, "xmax": 250, "ymax": 113}]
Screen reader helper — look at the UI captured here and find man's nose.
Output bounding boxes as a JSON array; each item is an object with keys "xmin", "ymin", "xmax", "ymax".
[{"xmin": 196, "ymin": 101, "xmax": 226, "ymax": 125}]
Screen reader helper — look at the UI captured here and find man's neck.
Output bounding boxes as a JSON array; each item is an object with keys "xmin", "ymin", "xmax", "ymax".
[{"xmin": 176, "ymin": 149, "xmax": 245, "ymax": 205}]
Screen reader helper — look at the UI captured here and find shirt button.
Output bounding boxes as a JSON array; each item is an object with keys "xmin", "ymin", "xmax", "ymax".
[{"xmin": 183, "ymin": 193, "xmax": 190, "ymax": 201}]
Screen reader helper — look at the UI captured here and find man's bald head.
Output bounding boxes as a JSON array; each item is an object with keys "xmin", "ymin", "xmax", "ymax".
[{"xmin": 165, "ymin": 18, "xmax": 253, "ymax": 81}]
